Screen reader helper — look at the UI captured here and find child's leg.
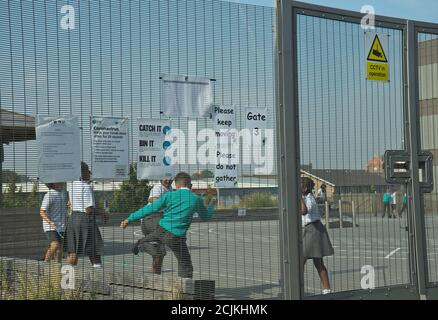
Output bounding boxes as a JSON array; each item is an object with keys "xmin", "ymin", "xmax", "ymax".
[
  {"xmin": 166, "ymin": 235, "xmax": 193, "ymax": 278},
  {"xmin": 313, "ymin": 258, "xmax": 331, "ymax": 290},
  {"xmin": 152, "ymin": 256, "xmax": 164, "ymax": 274},
  {"xmin": 44, "ymin": 241, "xmax": 60, "ymax": 262}
]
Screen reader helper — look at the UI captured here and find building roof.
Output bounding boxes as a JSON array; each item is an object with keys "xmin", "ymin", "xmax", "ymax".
[
  {"xmin": 302, "ymin": 169, "xmax": 387, "ymax": 187},
  {"xmin": 0, "ymin": 109, "xmax": 36, "ymax": 144}
]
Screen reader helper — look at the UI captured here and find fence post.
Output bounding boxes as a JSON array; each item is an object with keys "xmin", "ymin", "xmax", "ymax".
[
  {"xmin": 325, "ymin": 201, "xmax": 329, "ymax": 229},
  {"xmin": 339, "ymin": 200, "xmax": 343, "ymax": 229},
  {"xmin": 352, "ymin": 201, "xmax": 356, "ymax": 229}
]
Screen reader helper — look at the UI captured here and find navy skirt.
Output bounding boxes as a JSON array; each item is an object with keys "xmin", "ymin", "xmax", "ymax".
[{"xmin": 65, "ymin": 211, "xmax": 103, "ymax": 257}]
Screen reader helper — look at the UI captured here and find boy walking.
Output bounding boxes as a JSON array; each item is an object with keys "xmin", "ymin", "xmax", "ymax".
[
  {"xmin": 382, "ymin": 189, "xmax": 392, "ymax": 218},
  {"xmin": 121, "ymin": 172, "xmax": 215, "ymax": 278},
  {"xmin": 40, "ymin": 183, "xmax": 68, "ymax": 262}
]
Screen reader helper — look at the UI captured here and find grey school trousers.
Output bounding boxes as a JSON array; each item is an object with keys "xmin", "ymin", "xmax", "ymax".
[{"xmin": 137, "ymin": 225, "xmax": 193, "ymax": 278}]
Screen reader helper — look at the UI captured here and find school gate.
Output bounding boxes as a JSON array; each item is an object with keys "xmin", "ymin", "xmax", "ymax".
[
  {"xmin": 277, "ymin": 1, "xmax": 438, "ymax": 299},
  {"xmin": 0, "ymin": 0, "xmax": 438, "ymax": 300}
]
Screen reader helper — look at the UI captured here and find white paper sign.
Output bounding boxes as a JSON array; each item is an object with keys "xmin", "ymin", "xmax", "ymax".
[
  {"xmin": 213, "ymin": 105, "xmax": 238, "ymax": 146},
  {"xmin": 245, "ymin": 107, "xmax": 268, "ymax": 134},
  {"xmin": 213, "ymin": 105, "xmax": 239, "ymax": 188},
  {"xmin": 137, "ymin": 118, "xmax": 173, "ymax": 180},
  {"xmin": 215, "ymin": 148, "xmax": 239, "ymax": 188},
  {"xmin": 161, "ymin": 74, "xmax": 213, "ymax": 118},
  {"xmin": 36, "ymin": 115, "xmax": 81, "ymax": 183},
  {"xmin": 91, "ymin": 116, "xmax": 129, "ymax": 180}
]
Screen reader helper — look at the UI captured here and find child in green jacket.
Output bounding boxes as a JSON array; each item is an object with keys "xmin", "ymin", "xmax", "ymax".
[{"xmin": 121, "ymin": 172, "xmax": 215, "ymax": 278}]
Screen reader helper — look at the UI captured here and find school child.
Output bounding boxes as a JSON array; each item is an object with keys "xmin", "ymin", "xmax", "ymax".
[
  {"xmin": 316, "ymin": 184, "xmax": 327, "ymax": 204},
  {"xmin": 399, "ymin": 193, "xmax": 408, "ymax": 217},
  {"xmin": 40, "ymin": 183, "xmax": 68, "ymax": 262},
  {"xmin": 121, "ymin": 172, "xmax": 215, "ymax": 278},
  {"xmin": 65, "ymin": 162, "xmax": 106, "ymax": 267},
  {"xmin": 391, "ymin": 191, "xmax": 398, "ymax": 217},
  {"xmin": 301, "ymin": 177, "xmax": 334, "ymax": 295},
  {"xmin": 382, "ymin": 189, "xmax": 393, "ymax": 218},
  {"xmin": 133, "ymin": 178, "xmax": 173, "ymax": 274}
]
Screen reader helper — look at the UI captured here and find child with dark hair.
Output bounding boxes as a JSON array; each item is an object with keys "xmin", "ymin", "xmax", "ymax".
[
  {"xmin": 301, "ymin": 177, "xmax": 334, "ymax": 295},
  {"xmin": 65, "ymin": 162, "xmax": 106, "ymax": 267},
  {"xmin": 382, "ymin": 189, "xmax": 393, "ymax": 218},
  {"xmin": 121, "ymin": 172, "xmax": 215, "ymax": 278},
  {"xmin": 133, "ymin": 178, "xmax": 173, "ymax": 275},
  {"xmin": 40, "ymin": 182, "xmax": 68, "ymax": 262}
]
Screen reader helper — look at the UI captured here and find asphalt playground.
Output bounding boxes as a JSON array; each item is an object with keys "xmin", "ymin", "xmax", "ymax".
[{"xmin": 76, "ymin": 214, "xmax": 438, "ymax": 299}]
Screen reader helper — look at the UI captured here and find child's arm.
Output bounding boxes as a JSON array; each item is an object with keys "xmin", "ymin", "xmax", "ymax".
[
  {"xmin": 196, "ymin": 197, "xmax": 215, "ymax": 221},
  {"xmin": 121, "ymin": 193, "xmax": 167, "ymax": 228},
  {"xmin": 40, "ymin": 209, "xmax": 56, "ymax": 230},
  {"xmin": 40, "ymin": 193, "xmax": 56, "ymax": 229}
]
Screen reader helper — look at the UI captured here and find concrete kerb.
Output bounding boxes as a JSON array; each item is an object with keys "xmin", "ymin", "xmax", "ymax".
[{"xmin": 0, "ymin": 257, "xmax": 215, "ymax": 299}]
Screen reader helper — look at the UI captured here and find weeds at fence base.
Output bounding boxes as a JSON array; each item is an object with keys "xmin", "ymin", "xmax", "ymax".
[{"xmin": 0, "ymin": 261, "xmax": 91, "ymax": 300}]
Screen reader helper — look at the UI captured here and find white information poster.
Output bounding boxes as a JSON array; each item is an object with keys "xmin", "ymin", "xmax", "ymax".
[
  {"xmin": 213, "ymin": 105, "xmax": 239, "ymax": 188},
  {"xmin": 91, "ymin": 116, "xmax": 129, "ymax": 180},
  {"xmin": 36, "ymin": 115, "xmax": 81, "ymax": 183},
  {"xmin": 137, "ymin": 118, "xmax": 174, "ymax": 180},
  {"xmin": 161, "ymin": 73, "xmax": 213, "ymax": 118}
]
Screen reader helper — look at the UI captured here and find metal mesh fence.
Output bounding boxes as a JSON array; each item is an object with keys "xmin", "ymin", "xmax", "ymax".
[
  {"xmin": 0, "ymin": 0, "xmax": 280, "ymax": 300},
  {"xmin": 296, "ymin": 13, "xmax": 410, "ymax": 296},
  {"xmin": 418, "ymin": 31, "xmax": 438, "ymax": 285}
]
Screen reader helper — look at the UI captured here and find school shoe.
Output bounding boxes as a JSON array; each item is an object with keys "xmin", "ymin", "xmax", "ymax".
[
  {"xmin": 132, "ymin": 243, "xmax": 140, "ymax": 255},
  {"xmin": 322, "ymin": 289, "xmax": 332, "ymax": 295},
  {"xmin": 92, "ymin": 264, "xmax": 102, "ymax": 268}
]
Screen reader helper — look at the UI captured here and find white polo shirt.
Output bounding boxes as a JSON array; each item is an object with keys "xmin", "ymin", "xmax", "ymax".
[
  {"xmin": 302, "ymin": 193, "xmax": 321, "ymax": 227},
  {"xmin": 68, "ymin": 180, "xmax": 95, "ymax": 213},
  {"xmin": 391, "ymin": 192, "xmax": 397, "ymax": 205},
  {"xmin": 317, "ymin": 188, "xmax": 326, "ymax": 202},
  {"xmin": 148, "ymin": 183, "xmax": 171, "ymax": 201},
  {"xmin": 40, "ymin": 189, "xmax": 67, "ymax": 232}
]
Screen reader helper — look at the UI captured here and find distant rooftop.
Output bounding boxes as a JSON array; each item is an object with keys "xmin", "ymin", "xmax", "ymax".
[
  {"xmin": 0, "ymin": 109, "xmax": 36, "ymax": 144},
  {"xmin": 302, "ymin": 169, "xmax": 387, "ymax": 187}
]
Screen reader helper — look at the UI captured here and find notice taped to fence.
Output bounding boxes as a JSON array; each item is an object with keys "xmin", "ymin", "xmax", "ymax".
[
  {"xmin": 137, "ymin": 118, "xmax": 173, "ymax": 180},
  {"xmin": 213, "ymin": 105, "xmax": 239, "ymax": 188},
  {"xmin": 36, "ymin": 115, "xmax": 81, "ymax": 183},
  {"xmin": 91, "ymin": 116, "xmax": 129, "ymax": 180},
  {"xmin": 160, "ymin": 73, "xmax": 213, "ymax": 118},
  {"xmin": 215, "ymin": 149, "xmax": 239, "ymax": 188},
  {"xmin": 245, "ymin": 107, "xmax": 268, "ymax": 134},
  {"xmin": 213, "ymin": 105, "xmax": 237, "ymax": 145}
]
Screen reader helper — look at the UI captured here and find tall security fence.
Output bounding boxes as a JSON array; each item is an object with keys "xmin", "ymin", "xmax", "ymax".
[
  {"xmin": 2, "ymin": 0, "xmax": 438, "ymax": 301},
  {"xmin": 277, "ymin": 0, "xmax": 438, "ymax": 299},
  {"xmin": 0, "ymin": 0, "xmax": 279, "ymax": 300}
]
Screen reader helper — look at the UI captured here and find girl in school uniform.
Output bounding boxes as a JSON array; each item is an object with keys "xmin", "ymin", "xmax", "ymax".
[
  {"xmin": 65, "ymin": 162, "xmax": 106, "ymax": 267},
  {"xmin": 301, "ymin": 177, "xmax": 334, "ymax": 295}
]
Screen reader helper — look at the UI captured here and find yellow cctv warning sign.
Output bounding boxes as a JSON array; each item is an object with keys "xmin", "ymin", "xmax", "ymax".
[
  {"xmin": 365, "ymin": 32, "xmax": 389, "ymax": 82},
  {"xmin": 367, "ymin": 34, "xmax": 388, "ymax": 63}
]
